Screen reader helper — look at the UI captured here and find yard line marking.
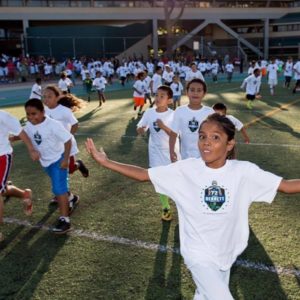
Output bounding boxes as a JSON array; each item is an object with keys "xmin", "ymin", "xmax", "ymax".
[
  {"xmin": 76, "ymin": 132, "xmax": 300, "ymax": 148},
  {"xmin": 244, "ymin": 98, "xmax": 300, "ymax": 128},
  {"xmin": 4, "ymin": 217, "xmax": 300, "ymax": 278}
]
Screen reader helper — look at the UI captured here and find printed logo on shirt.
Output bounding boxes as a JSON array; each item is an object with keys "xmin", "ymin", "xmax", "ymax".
[
  {"xmin": 188, "ymin": 117, "xmax": 199, "ymax": 132},
  {"xmin": 34, "ymin": 131, "xmax": 42, "ymax": 145},
  {"xmin": 203, "ymin": 181, "xmax": 226, "ymax": 211},
  {"xmin": 153, "ymin": 121, "xmax": 161, "ymax": 132}
]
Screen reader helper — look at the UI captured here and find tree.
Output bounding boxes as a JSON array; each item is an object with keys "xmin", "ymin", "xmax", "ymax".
[{"xmin": 163, "ymin": 0, "xmax": 187, "ymax": 58}]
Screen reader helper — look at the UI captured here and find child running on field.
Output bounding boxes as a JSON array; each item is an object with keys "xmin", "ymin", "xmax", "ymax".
[
  {"xmin": 0, "ymin": 110, "xmax": 39, "ymax": 241},
  {"xmin": 24, "ymin": 99, "xmax": 73, "ymax": 234},
  {"xmin": 213, "ymin": 102, "xmax": 250, "ymax": 143},
  {"xmin": 133, "ymin": 71, "xmax": 146, "ymax": 116},
  {"xmin": 85, "ymin": 112, "xmax": 300, "ymax": 300},
  {"xmin": 240, "ymin": 68, "xmax": 262, "ymax": 110},
  {"xmin": 170, "ymin": 75, "xmax": 184, "ymax": 109},
  {"xmin": 93, "ymin": 71, "xmax": 107, "ymax": 107},
  {"xmin": 43, "ymin": 85, "xmax": 89, "ymax": 205},
  {"xmin": 169, "ymin": 78, "xmax": 214, "ymax": 162},
  {"xmin": 136, "ymin": 85, "xmax": 181, "ymax": 221},
  {"xmin": 83, "ymin": 73, "xmax": 93, "ymax": 102}
]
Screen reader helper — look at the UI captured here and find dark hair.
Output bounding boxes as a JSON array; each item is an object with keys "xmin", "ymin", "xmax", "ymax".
[
  {"xmin": 58, "ymin": 94, "xmax": 86, "ymax": 112},
  {"xmin": 200, "ymin": 113, "xmax": 236, "ymax": 159},
  {"xmin": 186, "ymin": 78, "xmax": 207, "ymax": 94},
  {"xmin": 253, "ymin": 68, "xmax": 260, "ymax": 74},
  {"xmin": 155, "ymin": 66, "xmax": 162, "ymax": 72},
  {"xmin": 25, "ymin": 98, "xmax": 44, "ymax": 112},
  {"xmin": 212, "ymin": 102, "xmax": 227, "ymax": 112},
  {"xmin": 45, "ymin": 85, "xmax": 61, "ymax": 97},
  {"xmin": 136, "ymin": 72, "xmax": 144, "ymax": 79},
  {"xmin": 36, "ymin": 77, "xmax": 42, "ymax": 84},
  {"xmin": 60, "ymin": 72, "xmax": 67, "ymax": 79},
  {"xmin": 157, "ymin": 85, "xmax": 173, "ymax": 99}
]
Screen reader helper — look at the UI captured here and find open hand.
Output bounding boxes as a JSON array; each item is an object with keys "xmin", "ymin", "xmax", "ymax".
[{"xmin": 85, "ymin": 138, "xmax": 108, "ymax": 165}]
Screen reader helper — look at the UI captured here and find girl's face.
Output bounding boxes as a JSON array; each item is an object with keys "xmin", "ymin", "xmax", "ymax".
[
  {"xmin": 25, "ymin": 106, "xmax": 45, "ymax": 125},
  {"xmin": 43, "ymin": 89, "xmax": 59, "ymax": 108},
  {"xmin": 198, "ymin": 121, "xmax": 235, "ymax": 169},
  {"xmin": 155, "ymin": 90, "xmax": 171, "ymax": 108},
  {"xmin": 187, "ymin": 82, "xmax": 206, "ymax": 106}
]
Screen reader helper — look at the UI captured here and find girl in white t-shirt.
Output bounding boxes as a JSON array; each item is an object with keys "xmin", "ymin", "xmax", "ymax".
[
  {"xmin": 85, "ymin": 112, "xmax": 300, "ymax": 300},
  {"xmin": 137, "ymin": 85, "xmax": 180, "ymax": 221},
  {"xmin": 169, "ymin": 78, "xmax": 214, "ymax": 161},
  {"xmin": 170, "ymin": 75, "xmax": 184, "ymax": 109},
  {"xmin": 24, "ymin": 99, "xmax": 73, "ymax": 234},
  {"xmin": 58, "ymin": 72, "xmax": 73, "ymax": 94},
  {"xmin": 43, "ymin": 85, "xmax": 89, "ymax": 180},
  {"xmin": 0, "ymin": 110, "xmax": 39, "ymax": 241}
]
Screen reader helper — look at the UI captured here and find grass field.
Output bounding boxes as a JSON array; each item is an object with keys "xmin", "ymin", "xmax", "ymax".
[{"xmin": 0, "ymin": 77, "xmax": 300, "ymax": 300}]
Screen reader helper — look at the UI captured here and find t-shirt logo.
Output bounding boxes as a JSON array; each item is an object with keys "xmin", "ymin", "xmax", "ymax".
[
  {"xmin": 153, "ymin": 121, "xmax": 160, "ymax": 132},
  {"xmin": 204, "ymin": 181, "xmax": 225, "ymax": 211},
  {"xmin": 188, "ymin": 117, "xmax": 199, "ymax": 132},
  {"xmin": 34, "ymin": 131, "xmax": 42, "ymax": 145}
]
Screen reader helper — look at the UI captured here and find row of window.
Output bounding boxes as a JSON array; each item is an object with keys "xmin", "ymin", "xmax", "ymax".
[{"xmin": 236, "ymin": 23, "xmax": 300, "ymax": 34}]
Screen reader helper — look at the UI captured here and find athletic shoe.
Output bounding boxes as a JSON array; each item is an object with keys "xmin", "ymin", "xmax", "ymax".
[
  {"xmin": 69, "ymin": 194, "xmax": 80, "ymax": 215},
  {"xmin": 52, "ymin": 217, "xmax": 71, "ymax": 234},
  {"xmin": 161, "ymin": 208, "xmax": 172, "ymax": 222},
  {"xmin": 76, "ymin": 159, "xmax": 89, "ymax": 177},
  {"xmin": 246, "ymin": 101, "xmax": 253, "ymax": 110}
]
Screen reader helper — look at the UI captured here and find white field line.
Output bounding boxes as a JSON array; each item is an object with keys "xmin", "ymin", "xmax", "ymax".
[
  {"xmin": 75, "ymin": 132, "xmax": 300, "ymax": 148},
  {"xmin": 3, "ymin": 217, "xmax": 300, "ymax": 278}
]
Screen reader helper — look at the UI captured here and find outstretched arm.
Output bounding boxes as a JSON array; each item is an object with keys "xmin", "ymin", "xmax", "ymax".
[
  {"xmin": 278, "ymin": 179, "xmax": 300, "ymax": 194},
  {"xmin": 85, "ymin": 138, "xmax": 149, "ymax": 182}
]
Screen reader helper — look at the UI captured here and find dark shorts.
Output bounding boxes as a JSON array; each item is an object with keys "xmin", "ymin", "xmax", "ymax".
[{"xmin": 246, "ymin": 94, "xmax": 255, "ymax": 101}]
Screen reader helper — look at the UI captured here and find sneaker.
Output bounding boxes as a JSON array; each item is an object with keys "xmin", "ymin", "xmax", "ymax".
[
  {"xmin": 246, "ymin": 101, "xmax": 253, "ymax": 110},
  {"xmin": 161, "ymin": 208, "xmax": 172, "ymax": 222},
  {"xmin": 69, "ymin": 194, "xmax": 80, "ymax": 215},
  {"xmin": 76, "ymin": 159, "xmax": 89, "ymax": 177},
  {"xmin": 52, "ymin": 217, "xmax": 71, "ymax": 234}
]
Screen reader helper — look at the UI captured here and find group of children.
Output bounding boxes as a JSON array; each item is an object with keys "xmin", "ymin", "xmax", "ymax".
[
  {"xmin": 2, "ymin": 75, "xmax": 299, "ymax": 298},
  {"xmin": 85, "ymin": 78, "xmax": 300, "ymax": 299}
]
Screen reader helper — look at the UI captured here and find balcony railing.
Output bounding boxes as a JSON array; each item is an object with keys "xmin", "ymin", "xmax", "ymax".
[{"xmin": 0, "ymin": 0, "xmax": 298, "ymax": 8}]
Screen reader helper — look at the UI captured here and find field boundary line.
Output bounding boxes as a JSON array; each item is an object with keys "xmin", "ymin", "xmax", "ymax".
[
  {"xmin": 4, "ymin": 217, "xmax": 299, "ymax": 278},
  {"xmin": 244, "ymin": 98, "xmax": 300, "ymax": 128}
]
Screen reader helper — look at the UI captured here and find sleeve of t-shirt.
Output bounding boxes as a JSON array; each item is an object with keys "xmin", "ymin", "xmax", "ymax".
[
  {"xmin": 170, "ymin": 109, "xmax": 180, "ymax": 134},
  {"xmin": 228, "ymin": 115, "xmax": 243, "ymax": 131},
  {"xmin": 65, "ymin": 110, "xmax": 78, "ymax": 126},
  {"xmin": 246, "ymin": 163, "xmax": 282, "ymax": 204},
  {"xmin": 137, "ymin": 110, "xmax": 149, "ymax": 130},
  {"xmin": 148, "ymin": 163, "xmax": 182, "ymax": 200},
  {"xmin": 5, "ymin": 113, "xmax": 22, "ymax": 136}
]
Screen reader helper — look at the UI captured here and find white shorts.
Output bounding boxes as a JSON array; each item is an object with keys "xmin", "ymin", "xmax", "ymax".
[
  {"xmin": 189, "ymin": 263, "xmax": 233, "ymax": 300},
  {"xmin": 268, "ymin": 78, "xmax": 278, "ymax": 86}
]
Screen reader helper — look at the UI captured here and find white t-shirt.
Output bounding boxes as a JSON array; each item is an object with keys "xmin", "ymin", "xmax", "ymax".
[
  {"xmin": 185, "ymin": 70, "xmax": 205, "ymax": 82},
  {"xmin": 267, "ymin": 63, "xmax": 278, "ymax": 80},
  {"xmin": 226, "ymin": 115, "xmax": 243, "ymax": 131},
  {"xmin": 133, "ymin": 80, "xmax": 146, "ymax": 97},
  {"xmin": 58, "ymin": 78, "xmax": 72, "ymax": 92},
  {"xmin": 171, "ymin": 105, "xmax": 214, "ymax": 159},
  {"xmin": 225, "ymin": 64, "xmax": 234, "ymax": 73},
  {"xmin": 45, "ymin": 105, "xmax": 79, "ymax": 156},
  {"xmin": 29, "ymin": 83, "xmax": 42, "ymax": 100},
  {"xmin": 0, "ymin": 110, "xmax": 22, "ymax": 155},
  {"xmin": 162, "ymin": 70, "xmax": 174, "ymax": 84},
  {"xmin": 284, "ymin": 61, "xmax": 293, "ymax": 77},
  {"xmin": 241, "ymin": 74, "xmax": 261, "ymax": 95},
  {"xmin": 149, "ymin": 158, "xmax": 282, "ymax": 270},
  {"xmin": 151, "ymin": 73, "xmax": 162, "ymax": 94},
  {"xmin": 170, "ymin": 82, "xmax": 184, "ymax": 97},
  {"xmin": 293, "ymin": 61, "xmax": 300, "ymax": 80},
  {"xmin": 144, "ymin": 76, "xmax": 151, "ymax": 93},
  {"xmin": 93, "ymin": 77, "xmax": 107, "ymax": 90},
  {"xmin": 24, "ymin": 116, "xmax": 72, "ymax": 167},
  {"xmin": 137, "ymin": 108, "xmax": 180, "ymax": 167}
]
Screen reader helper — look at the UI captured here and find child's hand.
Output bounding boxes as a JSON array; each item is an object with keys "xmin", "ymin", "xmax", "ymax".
[
  {"xmin": 170, "ymin": 151, "xmax": 178, "ymax": 163},
  {"xmin": 60, "ymin": 159, "xmax": 69, "ymax": 169},
  {"xmin": 29, "ymin": 149, "xmax": 40, "ymax": 161},
  {"xmin": 85, "ymin": 138, "xmax": 108, "ymax": 165},
  {"xmin": 137, "ymin": 127, "xmax": 146, "ymax": 135},
  {"xmin": 156, "ymin": 119, "xmax": 165, "ymax": 129}
]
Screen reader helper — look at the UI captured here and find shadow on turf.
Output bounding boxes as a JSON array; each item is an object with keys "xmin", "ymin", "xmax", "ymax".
[
  {"xmin": 145, "ymin": 223, "xmax": 183, "ymax": 299},
  {"xmin": 0, "ymin": 226, "xmax": 68, "ymax": 299},
  {"xmin": 230, "ymin": 227, "xmax": 287, "ymax": 299}
]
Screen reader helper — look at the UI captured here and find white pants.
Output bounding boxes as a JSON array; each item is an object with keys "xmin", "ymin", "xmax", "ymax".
[{"xmin": 190, "ymin": 264, "xmax": 234, "ymax": 300}]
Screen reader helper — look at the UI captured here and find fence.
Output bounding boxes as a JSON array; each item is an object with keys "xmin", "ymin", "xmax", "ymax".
[{"xmin": 24, "ymin": 36, "xmax": 146, "ymax": 59}]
